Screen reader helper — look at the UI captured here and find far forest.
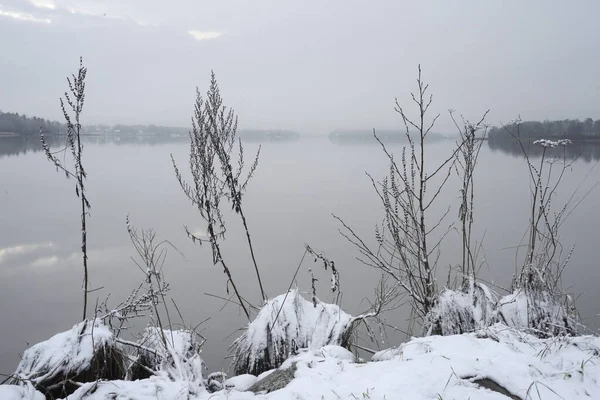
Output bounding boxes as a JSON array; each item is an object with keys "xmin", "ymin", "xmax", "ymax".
[
  {"xmin": 0, "ymin": 111, "xmax": 63, "ymax": 135},
  {"xmin": 489, "ymin": 118, "xmax": 600, "ymax": 142}
]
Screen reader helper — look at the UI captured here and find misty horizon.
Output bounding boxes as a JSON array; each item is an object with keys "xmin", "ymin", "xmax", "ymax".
[{"xmin": 1, "ymin": 1, "xmax": 600, "ymax": 134}]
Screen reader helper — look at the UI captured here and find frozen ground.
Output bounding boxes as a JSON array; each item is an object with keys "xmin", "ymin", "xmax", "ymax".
[{"xmin": 5, "ymin": 323, "xmax": 600, "ymax": 399}]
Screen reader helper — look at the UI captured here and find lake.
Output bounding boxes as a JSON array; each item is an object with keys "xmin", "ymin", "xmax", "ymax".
[{"xmin": 1, "ymin": 135, "xmax": 599, "ymax": 375}]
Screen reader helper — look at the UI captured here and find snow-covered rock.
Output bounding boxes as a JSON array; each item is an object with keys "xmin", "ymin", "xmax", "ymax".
[
  {"xmin": 13, "ymin": 319, "xmax": 123, "ymax": 398},
  {"xmin": 248, "ymin": 363, "xmax": 297, "ymax": 394},
  {"xmin": 14, "ymin": 319, "xmax": 115, "ymax": 383}
]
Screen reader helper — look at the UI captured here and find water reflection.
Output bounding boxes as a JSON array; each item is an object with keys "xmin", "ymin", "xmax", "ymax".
[
  {"xmin": 0, "ymin": 242, "xmax": 55, "ymax": 265},
  {"xmin": 1, "ymin": 134, "xmax": 599, "ymax": 376},
  {"xmin": 0, "ymin": 133, "xmax": 300, "ymax": 158},
  {"xmin": 488, "ymin": 137, "xmax": 600, "ymax": 162}
]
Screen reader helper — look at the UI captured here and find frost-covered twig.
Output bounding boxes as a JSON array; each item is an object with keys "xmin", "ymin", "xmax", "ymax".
[
  {"xmin": 306, "ymin": 244, "xmax": 340, "ymax": 294},
  {"xmin": 41, "ymin": 57, "xmax": 91, "ymax": 321},
  {"xmin": 450, "ymin": 109, "xmax": 490, "ymax": 287}
]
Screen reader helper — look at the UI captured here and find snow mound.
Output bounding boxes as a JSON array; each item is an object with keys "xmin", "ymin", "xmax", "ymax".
[
  {"xmin": 66, "ymin": 376, "xmax": 206, "ymax": 400},
  {"xmin": 0, "ymin": 384, "xmax": 44, "ymax": 400},
  {"xmin": 366, "ymin": 324, "xmax": 600, "ymax": 399},
  {"xmin": 31, "ymin": 325, "xmax": 600, "ymax": 399},
  {"xmin": 317, "ymin": 345, "xmax": 355, "ymax": 361},
  {"xmin": 13, "ymin": 319, "xmax": 124, "ymax": 398},
  {"xmin": 14, "ymin": 319, "xmax": 114, "ymax": 382},
  {"xmin": 231, "ymin": 289, "xmax": 355, "ymax": 376}
]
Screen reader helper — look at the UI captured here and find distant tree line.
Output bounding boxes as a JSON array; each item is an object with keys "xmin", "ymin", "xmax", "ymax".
[
  {"xmin": 0, "ymin": 110, "xmax": 299, "ymax": 141},
  {"xmin": 0, "ymin": 110, "xmax": 63, "ymax": 135},
  {"xmin": 85, "ymin": 124, "xmax": 189, "ymax": 136},
  {"xmin": 489, "ymin": 118, "xmax": 600, "ymax": 142},
  {"xmin": 329, "ymin": 128, "xmax": 445, "ymax": 143}
]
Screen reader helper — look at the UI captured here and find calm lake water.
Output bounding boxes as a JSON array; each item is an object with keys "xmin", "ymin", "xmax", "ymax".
[{"xmin": 0, "ymin": 135, "xmax": 599, "ymax": 375}]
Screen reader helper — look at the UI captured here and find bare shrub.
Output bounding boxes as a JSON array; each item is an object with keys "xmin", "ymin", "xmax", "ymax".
[
  {"xmin": 172, "ymin": 72, "xmax": 263, "ymax": 319},
  {"xmin": 336, "ymin": 66, "xmax": 460, "ymax": 330},
  {"xmin": 451, "ymin": 110, "xmax": 490, "ymax": 286},
  {"xmin": 420, "ymin": 111, "xmax": 492, "ymax": 336},
  {"xmin": 497, "ymin": 122, "xmax": 580, "ymax": 335},
  {"xmin": 95, "ymin": 218, "xmax": 207, "ymax": 384}
]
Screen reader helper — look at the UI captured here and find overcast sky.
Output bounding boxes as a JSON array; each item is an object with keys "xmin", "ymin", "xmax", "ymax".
[{"xmin": 1, "ymin": 0, "xmax": 599, "ymax": 133}]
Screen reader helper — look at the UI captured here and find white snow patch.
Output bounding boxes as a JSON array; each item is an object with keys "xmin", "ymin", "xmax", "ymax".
[
  {"xmin": 0, "ymin": 384, "xmax": 44, "ymax": 400},
  {"xmin": 67, "ymin": 377, "xmax": 206, "ymax": 400},
  {"xmin": 14, "ymin": 319, "xmax": 114, "ymax": 384},
  {"xmin": 497, "ymin": 289, "xmax": 529, "ymax": 327},
  {"xmin": 224, "ymin": 374, "xmax": 258, "ymax": 391},
  {"xmin": 256, "ymin": 368, "xmax": 276, "ymax": 381}
]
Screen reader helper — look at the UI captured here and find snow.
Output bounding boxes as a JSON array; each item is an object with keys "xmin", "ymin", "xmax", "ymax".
[
  {"xmin": 256, "ymin": 368, "xmax": 276, "ymax": 381},
  {"xmin": 0, "ymin": 384, "xmax": 44, "ymax": 400},
  {"xmin": 496, "ymin": 289, "xmax": 529, "ymax": 327},
  {"xmin": 224, "ymin": 374, "xmax": 258, "ymax": 391},
  {"xmin": 66, "ymin": 377, "xmax": 206, "ymax": 400},
  {"xmin": 231, "ymin": 289, "xmax": 355, "ymax": 375},
  {"xmin": 13, "ymin": 319, "xmax": 114, "ymax": 385},
  {"xmin": 9, "ymin": 324, "xmax": 600, "ymax": 399}
]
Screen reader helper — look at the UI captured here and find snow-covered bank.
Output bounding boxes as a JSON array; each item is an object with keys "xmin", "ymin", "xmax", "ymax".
[{"xmin": 7, "ymin": 324, "xmax": 600, "ymax": 399}]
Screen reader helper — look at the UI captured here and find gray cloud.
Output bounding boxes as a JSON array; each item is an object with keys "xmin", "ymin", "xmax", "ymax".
[{"xmin": 1, "ymin": 1, "xmax": 599, "ymax": 133}]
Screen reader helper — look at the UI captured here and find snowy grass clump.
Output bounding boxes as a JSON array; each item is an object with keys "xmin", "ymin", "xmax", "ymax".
[
  {"xmin": 424, "ymin": 280, "xmax": 497, "ymax": 336},
  {"xmin": 497, "ymin": 264, "xmax": 579, "ymax": 337},
  {"xmin": 12, "ymin": 319, "xmax": 124, "ymax": 398},
  {"xmin": 497, "ymin": 286, "xmax": 577, "ymax": 337},
  {"xmin": 231, "ymin": 289, "xmax": 355, "ymax": 376},
  {"xmin": 424, "ymin": 276, "xmax": 577, "ymax": 337},
  {"xmin": 128, "ymin": 327, "xmax": 205, "ymax": 385}
]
